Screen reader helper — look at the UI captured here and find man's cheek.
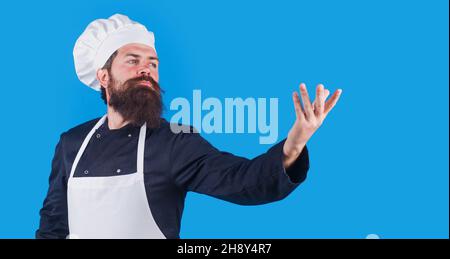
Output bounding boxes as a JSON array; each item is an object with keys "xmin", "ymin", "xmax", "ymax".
[{"xmin": 116, "ymin": 67, "xmax": 136, "ymax": 80}]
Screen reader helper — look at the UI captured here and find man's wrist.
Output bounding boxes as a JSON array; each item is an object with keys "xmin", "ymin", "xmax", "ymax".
[{"xmin": 282, "ymin": 142, "xmax": 306, "ymax": 169}]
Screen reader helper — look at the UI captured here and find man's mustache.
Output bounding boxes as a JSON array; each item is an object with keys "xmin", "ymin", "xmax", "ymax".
[{"xmin": 123, "ymin": 75, "xmax": 161, "ymax": 92}]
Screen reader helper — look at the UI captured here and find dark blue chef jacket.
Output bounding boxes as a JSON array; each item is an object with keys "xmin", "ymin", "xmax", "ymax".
[{"xmin": 36, "ymin": 116, "xmax": 310, "ymax": 239}]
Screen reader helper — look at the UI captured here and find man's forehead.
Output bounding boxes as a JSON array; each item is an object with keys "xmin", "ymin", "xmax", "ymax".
[{"xmin": 117, "ymin": 43, "xmax": 157, "ymax": 58}]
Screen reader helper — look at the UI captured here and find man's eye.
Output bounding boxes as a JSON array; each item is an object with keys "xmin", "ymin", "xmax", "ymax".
[
  {"xmin": 127, "ymin": 60, "xmax": 138, "ymax": 64},
  {"xmin": 150, "ymin": 63, "xmax": 158, "ymax": 68}
]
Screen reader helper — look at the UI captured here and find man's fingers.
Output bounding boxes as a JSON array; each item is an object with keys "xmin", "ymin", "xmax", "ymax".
[
  {"xmin": 310, "ymin": 88, "xmax": 330, "ymax": 109},
  {"xmin": 312, "ymin": 88, "xmax": 329, "ymax": 109},
  {"xmin": 314, "ymin": 84, "xmax": 325, "ymax": 116},
  {"xmin": 292, "ymin": 91, "xmax": 305, "ymax": 121},
  {"xmin": 324, "ymin": 89, "xmax": 342, "ymax": 115},
  {"xmin": 299, "ymin": 83, "xmax": 314, "ymax": 119}
]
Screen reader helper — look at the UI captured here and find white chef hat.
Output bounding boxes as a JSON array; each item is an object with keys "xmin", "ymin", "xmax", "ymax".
[{"xmin": 73, "ymin": 14, "xmax": 156, "ymax": 91}]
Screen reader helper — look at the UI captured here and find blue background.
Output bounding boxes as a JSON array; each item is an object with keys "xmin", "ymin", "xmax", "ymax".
[{"xmin": 0, "ymin": 0, "xmax": 447, "ymax": 238}]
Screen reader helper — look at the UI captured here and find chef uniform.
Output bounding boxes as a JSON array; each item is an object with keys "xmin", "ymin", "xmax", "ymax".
[{"xmin": 36, "ymin": 14, "xmax": 310, "ymax": 239}]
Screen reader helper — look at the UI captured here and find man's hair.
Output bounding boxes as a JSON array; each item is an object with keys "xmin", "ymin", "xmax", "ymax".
[{"xmin": 100, "ymin": 50, "xmax": 118, "ymax": 104}]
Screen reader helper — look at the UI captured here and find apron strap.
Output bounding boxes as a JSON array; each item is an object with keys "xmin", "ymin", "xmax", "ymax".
[
  {"xmin": 137, "ymin": 122, "xmax": 147, "ymax": 175},
  {"xmin": 69, "ymin": 115, "xmax": 107, "ymax": 179}
]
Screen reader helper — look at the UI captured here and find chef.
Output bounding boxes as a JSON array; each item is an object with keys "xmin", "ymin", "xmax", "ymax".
[{"xmin": 36, "ymin": 14, "xmax": 342, "ymax": 239}]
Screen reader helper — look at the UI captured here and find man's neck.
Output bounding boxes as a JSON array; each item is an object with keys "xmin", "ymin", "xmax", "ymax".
[{"xmin": 107, "ymin": 106, "xmax": 130, "ymax": 130}]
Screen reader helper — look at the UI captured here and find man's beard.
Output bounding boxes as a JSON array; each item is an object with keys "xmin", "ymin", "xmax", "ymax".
[{"xmin": 107, "ymin": 74, "xmax": 163, "ymax": 128}]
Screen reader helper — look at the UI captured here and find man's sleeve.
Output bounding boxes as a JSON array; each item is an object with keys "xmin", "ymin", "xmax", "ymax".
[
  {"xmin": 35, "ymin": 134, "xmax": 69, "ymax": 239},
  {"xmin": 169, "ymin": 130, "xmax": 310, "ymax": 205}
]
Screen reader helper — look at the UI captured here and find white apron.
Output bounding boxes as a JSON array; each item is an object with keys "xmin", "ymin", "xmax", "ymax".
[{"xmin": 67, "ymin": 115, "xmax": 166, "ymax": 239}]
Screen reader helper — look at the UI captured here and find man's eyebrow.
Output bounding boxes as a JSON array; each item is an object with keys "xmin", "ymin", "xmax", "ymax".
[{"xmin": 124, "ymin": 53, "xmax": 159, "ymax": 61}]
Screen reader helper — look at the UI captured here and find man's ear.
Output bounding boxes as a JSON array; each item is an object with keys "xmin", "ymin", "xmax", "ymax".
[{"xmin": 96, "ymin": 69, "xmax": 110, "ymax": 88}]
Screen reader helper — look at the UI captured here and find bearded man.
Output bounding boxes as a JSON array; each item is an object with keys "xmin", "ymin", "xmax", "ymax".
[{"xmin": 36, "ymin": 14, "xmax": 342, "ymax": 239}]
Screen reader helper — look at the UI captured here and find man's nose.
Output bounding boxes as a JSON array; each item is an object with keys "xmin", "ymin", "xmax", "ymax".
[{"xmin": 137, "ymin": 66, "xmax": 151, "ymax": 76}]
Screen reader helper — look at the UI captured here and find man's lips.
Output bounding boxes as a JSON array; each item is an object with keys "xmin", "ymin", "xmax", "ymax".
[
  {"xmin": 138, "ymin": 80, "xmax": 152, "ymax": 87},
  {"xmin": 136, "ymin": 80, "xmax": 156, "ymax": 91}
]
